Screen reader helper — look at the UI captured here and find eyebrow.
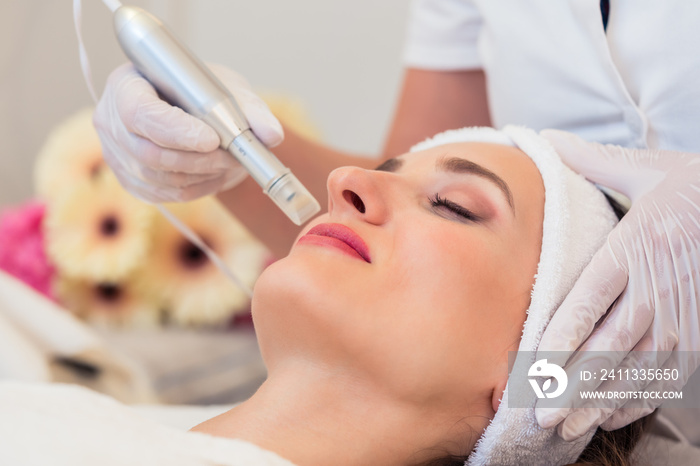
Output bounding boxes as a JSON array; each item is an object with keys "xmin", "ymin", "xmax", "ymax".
[
  {"xmin": 374, "ymin": 156, "xmax": 515, "ymax": 212},
  {"xmin": 374, "ymin": 157, "xmax": 403, "ymax": 173}
]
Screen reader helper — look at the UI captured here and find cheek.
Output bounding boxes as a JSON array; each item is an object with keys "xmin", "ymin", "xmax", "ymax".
[
  {"xmin": 383, "ymin": 228, "xmax": 505, "ymax": 320},
  {"xmin": 366, "ymin": 228, "xmax": 527, "ymax": 399}
]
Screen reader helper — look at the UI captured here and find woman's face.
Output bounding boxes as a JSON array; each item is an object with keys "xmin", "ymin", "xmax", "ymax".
[{"xmin": 253, "ymin": 142, "xmax": 544, "ymax": 428}]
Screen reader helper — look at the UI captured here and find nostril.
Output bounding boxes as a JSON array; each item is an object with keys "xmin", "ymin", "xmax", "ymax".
[{"xmin": 343, "ymin": 189, "xmax": 366, "ymax": 214}]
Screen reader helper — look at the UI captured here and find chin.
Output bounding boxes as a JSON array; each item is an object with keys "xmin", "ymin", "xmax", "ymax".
[
  {"xmin": 251, "ymin": 254, "xmax": 327, "ymax": 359},
  {"xmin": 250, "ymin": 252, "xmax": 359, "ymax": 370}
]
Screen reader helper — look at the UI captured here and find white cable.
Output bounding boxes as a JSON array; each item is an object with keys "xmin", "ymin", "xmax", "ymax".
[
  {"xmin": 71, "ymin": 0, "xmax": 254, "ymax": 298},
  {"xmin": 73, "ymin": 0, "xmax": 98, "ymax": 102}
]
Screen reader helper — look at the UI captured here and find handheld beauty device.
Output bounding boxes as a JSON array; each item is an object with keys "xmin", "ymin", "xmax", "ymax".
[{"xmin": 113, "ymin": 6, "xmax": 320, "ymax": 225}]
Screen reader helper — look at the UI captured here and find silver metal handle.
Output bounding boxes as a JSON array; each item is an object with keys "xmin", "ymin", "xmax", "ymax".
[{"xmin": 114, "ymin": 6, "xmax": 320, "ymax": 225}]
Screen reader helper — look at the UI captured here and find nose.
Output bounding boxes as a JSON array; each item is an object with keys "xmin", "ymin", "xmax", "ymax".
[{"xmin": 326, "ymin": 166, "xmax": 390, "ymax": 225}]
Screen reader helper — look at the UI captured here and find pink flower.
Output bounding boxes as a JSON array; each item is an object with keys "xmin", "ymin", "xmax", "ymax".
[{"xmin": 0, "ymin": 200, "xmax": 56, "ymax": 299}]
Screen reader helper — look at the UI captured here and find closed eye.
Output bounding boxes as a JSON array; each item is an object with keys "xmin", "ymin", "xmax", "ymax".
[{"xmin": 429, "ymin": 194, "xmax": 480, "ymax": 222}]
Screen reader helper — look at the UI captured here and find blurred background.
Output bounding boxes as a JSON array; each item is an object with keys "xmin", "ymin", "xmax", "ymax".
[
  {"xmin": 0, "ymin": 0, "xmax": 409, "ymax": 206},
  {"xmin": 0, "ymin": 0, "xmax": 410, "ymax": 406}
]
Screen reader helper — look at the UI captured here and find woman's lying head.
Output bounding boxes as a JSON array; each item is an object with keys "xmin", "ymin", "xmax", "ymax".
[
  {"xmin": 251, "ymin": 127, "xmax": 620, "ymax": 464},
  {"xmin": 257, "ymin": 138, "xmax": 543, "ymax": 433}
]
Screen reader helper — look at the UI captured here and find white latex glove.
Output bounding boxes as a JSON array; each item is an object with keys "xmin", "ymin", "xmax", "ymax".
[
  {"xmin": 93, "ymin": 63, "xmax": 284, "ymax": 203},
  {"xmin": 535, "ymin": 130, "xmax": 700, "ymax": 441}
]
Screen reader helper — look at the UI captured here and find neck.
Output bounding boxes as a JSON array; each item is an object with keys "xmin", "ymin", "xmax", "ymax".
[{"xmin": 191, "ymin": 359, "xmax": 482, "ymax": 465}]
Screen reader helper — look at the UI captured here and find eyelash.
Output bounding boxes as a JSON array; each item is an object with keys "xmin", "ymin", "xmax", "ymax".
[{"xmin": 429, "ymin": 194, "xmax": 479, "ymax": 222}]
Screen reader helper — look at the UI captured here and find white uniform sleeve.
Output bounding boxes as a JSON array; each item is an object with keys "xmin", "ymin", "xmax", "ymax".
[{"xmin": 403, "ymin": 0, "xmax": 483, "ymax": 70}]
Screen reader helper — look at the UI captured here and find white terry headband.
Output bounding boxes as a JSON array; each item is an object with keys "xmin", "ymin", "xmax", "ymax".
[{"xmin": 411, "ymin": 126, "xmax": 619, "ymax": 465}]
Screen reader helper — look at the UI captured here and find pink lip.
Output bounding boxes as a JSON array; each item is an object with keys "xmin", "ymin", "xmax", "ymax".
[{"xmin": 298, "ymin": 223, "xmax": 372, "ymax": 263}]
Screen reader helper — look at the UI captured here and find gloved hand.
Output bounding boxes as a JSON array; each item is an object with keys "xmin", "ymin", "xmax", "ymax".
[
  {"xmin": 93, "ymin": 62, "xmax": 284, "ymax": 203},
  {"xmin": 534, "ymin": 130, "xmax": 700, "ymax": 441}
]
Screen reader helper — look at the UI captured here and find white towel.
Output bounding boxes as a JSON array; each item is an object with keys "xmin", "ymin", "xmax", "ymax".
[
  {"xmin": 412, "ymin": 126, "xmax": 619, "ymax": 465},
  {"xmin": 0, "ymin": 381, "xmax": 294, "ymax": 466}
]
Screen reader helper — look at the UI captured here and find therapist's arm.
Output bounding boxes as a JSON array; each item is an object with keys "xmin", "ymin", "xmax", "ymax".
[
  {"xmin": 382, "ymin": 68, "xmax": 491, "ymax": 156},
  {"xmin": 218, "ymin": 68, "xmax": 491, "ymax": 257}
]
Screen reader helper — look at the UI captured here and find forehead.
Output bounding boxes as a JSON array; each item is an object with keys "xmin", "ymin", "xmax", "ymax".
[
  {"xmin": 406, "ymin": 142, "xmax": 534, "ymax": 173},
  {"xmin": 405, "ymin": 142, "xmax": 544, "ymax": 211}
]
